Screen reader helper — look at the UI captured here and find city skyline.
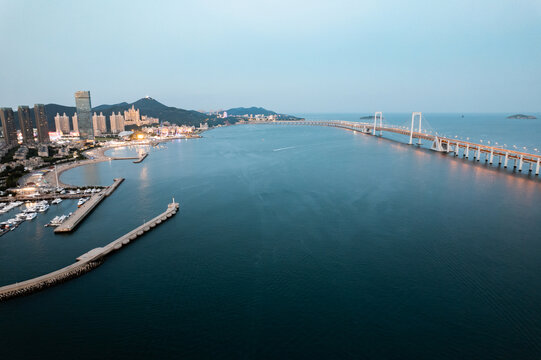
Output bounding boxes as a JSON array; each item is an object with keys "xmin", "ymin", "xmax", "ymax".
[{"xmin": 0, "ymin": 0, "xmax": 540, "ymax": 113}]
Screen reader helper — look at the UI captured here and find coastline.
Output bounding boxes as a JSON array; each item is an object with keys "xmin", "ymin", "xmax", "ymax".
[{"xmin": 40, "ymin": 140, "xmax": 163, "ymax": 188}]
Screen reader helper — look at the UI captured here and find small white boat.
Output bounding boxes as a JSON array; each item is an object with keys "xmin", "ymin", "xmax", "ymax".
[
  {"xmin": 77, "ymin": 197, "xmax": 88, "ymax": 207},
  {"xmin": 15, "ymin": 213, "xmax": 27, "ymax": 220},
  {"xmin": 25, "ymin": 212, "xmax": 37, "ymax": 220},
  {"xmin": 37, "ymin": 204, "xmax": 50, "ymax": 212},
  {"xmin": 51, "ymin": 198, "xmax": 62, "ymax": 204}
]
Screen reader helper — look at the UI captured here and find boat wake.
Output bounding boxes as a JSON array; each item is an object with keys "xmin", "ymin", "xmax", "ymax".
[{"xmin": 273, "ymin": 146, "xmax": 296, "ymax": 152}]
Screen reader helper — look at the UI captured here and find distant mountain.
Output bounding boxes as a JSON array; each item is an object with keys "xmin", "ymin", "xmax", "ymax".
[
  {"xmin": 507, "ymin": 114, "xmax": 536, "ymax": 119},
  {"xmin": 10, "ymin": 99, "xmax": 300, "ymax": 131},
  {"xmin": 12, "ymin": 97, "xmax": 212, "ymax": 130},
  {"xmin": 93, "ymin": 102, "xmax": 128, "ymax": 112},
  {"xmin": 92, "ymin": 97, "xmax": 210, "ymax": 127},
  {"xmin": 226, "ymin": 107, "xmax": 277, "ymax": 116}
]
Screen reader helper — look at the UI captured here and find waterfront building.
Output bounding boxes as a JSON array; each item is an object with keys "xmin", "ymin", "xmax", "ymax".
[
  {"xmin": 124, "ymin": 105, "xmax": 140, "ymax": 126},
  {"xmin": 140, "ymin": 115, "xmax": 159, "ymax": 126},
  {"xmin": 34, "ymin": 104, "xmax": 50, "ymax": 143},
  {"xmin": 74, "ymin": 91, "xmax": 93, "ymax": 140},
  {"xmin": 54, "ymin": 113, "xmax": 71, "ymax": 135},
  {"xmin": 110, "ymin": 112, "xmax": 125, "ymax": 134},
  {"xmin": 17, "ymin": 106, "xmax": 34, "ymax": 144},
  {"xmin": 199, "ymin": 122, "xmax": 209, "ymax": 130},
  {"xmin": 92, "ymin": 112, "xmax": 107, "ymax": 136},
  {"xmin": 0, "ymin": 108, "xmax": 18, "ymax": 146},
  {"xmin": 72, "ymin": 113, "xmax": 78, "ymax": 134}
]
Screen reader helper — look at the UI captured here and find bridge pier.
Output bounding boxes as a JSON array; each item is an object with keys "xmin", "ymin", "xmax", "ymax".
[
  {"xmin": 454, "ymin": 143, "xmax": 459, "ymax": 156},
  {"xmin": 465, "ymin": 145, "xmax": 469, "ymax": 158},
  {"xmin": 498, "ymin": 155, "xmax": 502, "ymax": 165},
  {"xmin": 504, "ymin": 152, "xmax": 509, "ymax": 168},
  {"xmin": 476, "ymin": 147, "xmax": 481, "ymax": 161},
  {"xmin": 518, "ymin": 155, "xmax": 524, "ymax": 172},
  {"xmin": 513, "ymin": 157, "xmax": 518, "ymax": 169},
  {"xmin": 529, "ymin": 162, "xmax": 533, "ymax": 173},
  {"xmin": 489, "ymin": 149, "xmax": 493, "ymax": 164},
  {"xmin": 536, "ymin": 159, "xmax": 540, "ymax": 175}
]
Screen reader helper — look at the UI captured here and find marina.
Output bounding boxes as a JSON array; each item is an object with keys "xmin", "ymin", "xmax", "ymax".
[
  {"xmin": 0, "ymin": 200, "xmax": 179, "ymax": 301},
  {"xmin": 54, "ymin": 178, "xmax": 124, "ymax": 233}
]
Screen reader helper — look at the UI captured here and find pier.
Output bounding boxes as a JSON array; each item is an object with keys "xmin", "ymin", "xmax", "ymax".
[
  {"xmin": 259, "ymin": 117, "xmax": 541, "ymax": 176},
  {"xmin": 133, "ymin": 153, "xmax": 148, "ymax": 163},
  {"xmin": 0, "ymin": 200, "xmax": 179, "ymax": 301},
  {"xmin": 54, "ymin": 178, "xmax": 124, "ymax": 233}
]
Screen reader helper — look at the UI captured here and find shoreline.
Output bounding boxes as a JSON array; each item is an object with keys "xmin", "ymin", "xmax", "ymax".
[{"xmin": 41, "ymin": 143, "xmax": 149, "ymax": 188}]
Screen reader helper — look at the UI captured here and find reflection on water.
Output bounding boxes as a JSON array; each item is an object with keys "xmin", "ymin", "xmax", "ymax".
[{"xmin": 2, "ymin": 119, "xmax": 541, "ymax": 359}]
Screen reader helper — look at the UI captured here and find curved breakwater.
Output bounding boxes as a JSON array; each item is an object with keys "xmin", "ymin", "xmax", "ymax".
[{"xmin": 0, "ymin": 201, "xmax": 179, "ymax": 301}]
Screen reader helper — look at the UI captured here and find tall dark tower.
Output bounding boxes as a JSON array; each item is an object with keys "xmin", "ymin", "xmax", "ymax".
[
  {"xmin": 17, "ymin": 106, "xmax": 34, "ymax": 144},
  {"xmin": 34, "ymin": 104, "xmax": 50, "ymax": 143},
  {"xmin": 74, "ymin": 91, "xmax": 93, "ymax": 140},
  {"xmin": 0, "ymin": 108, "xmax": 18, "ymax": 146}
]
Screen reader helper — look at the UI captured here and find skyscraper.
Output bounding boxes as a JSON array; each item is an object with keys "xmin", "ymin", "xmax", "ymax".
[
  {"xmin": 110, "ymin": 112, "xmax": 125, "ymax": 134},
  {"xmin": 124, "ymin": 105, "xmax": 140, "ymax": 126},
  {"xmin": 54, "ymin": 113, "xmax": 71, "ymax": 135},
  {"xmin": 72, "ymin": 113, "xmax": 78, "ymax": 133},
  {"xmin": 17, "ymin": 106, "xmax": 34, "ymax": 144},
  {"xmin": 92, "ymin": 112, "xmax": 107, "ymax": 135},
  {"xmin": 34, "ymin": 104, "xmax": 50, "ymax": 143},
  {"xmin": 0, "ymin": 108, "xmax": 18, "ymax": 146},
  {"xmin": 74, "ymin": 91, "xmax": 93, "ymax": 140}
]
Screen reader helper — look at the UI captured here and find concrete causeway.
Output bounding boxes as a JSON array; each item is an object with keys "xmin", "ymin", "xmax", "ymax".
[
  {"xmin": 54, "ymin": 178, "xmax": 124, "ymax": 233},
  {"xmin": 0, "ymin": 201, "xmax": 179, "ymax": 301}
]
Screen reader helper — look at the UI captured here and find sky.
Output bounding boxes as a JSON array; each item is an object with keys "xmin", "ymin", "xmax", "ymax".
[{"xmin": 0, "ymin": 0, "xmax": 540, "ymax": 113}]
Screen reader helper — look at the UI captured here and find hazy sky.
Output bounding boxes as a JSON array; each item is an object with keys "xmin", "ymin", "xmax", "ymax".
[{"xmin": 1, "ymin": 0, "xmax": 540, "ymax": 113}]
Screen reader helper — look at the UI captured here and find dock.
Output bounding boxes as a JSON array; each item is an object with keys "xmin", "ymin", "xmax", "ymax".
[
  {"xmin": 54, "ymin": 178, "xmax": 124, "ymax": 233},
  {"xmin": 0, "ymin": 200, "xmax": 179, "ymax": 301},
  {"xmin": 133, "ymin": 153, "xmax": 148, "ymax": 163}
]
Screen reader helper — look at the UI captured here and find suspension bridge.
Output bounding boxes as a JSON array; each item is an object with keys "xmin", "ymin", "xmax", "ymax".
[{"xmin": 249, "ymin": 112, "xmax": 541, "ymax": 175}]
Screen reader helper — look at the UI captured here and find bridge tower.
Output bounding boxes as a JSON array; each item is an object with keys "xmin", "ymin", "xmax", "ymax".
[
  {"xmin": 373, "ymin": 112, "xmax": 383, "ymax": 136},
  {"xmin": 409, "ymin": 112, "xmax": 422, "ymax": 145}
]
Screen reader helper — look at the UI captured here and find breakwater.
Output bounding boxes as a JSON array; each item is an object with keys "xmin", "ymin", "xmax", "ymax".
[
  {"xmin": 0, "ymin": 200, "xmax": 179, "ymax": 301},
  {"xmin": 133, "ymin": 153, "xmax": 148, "ymax": 163}
]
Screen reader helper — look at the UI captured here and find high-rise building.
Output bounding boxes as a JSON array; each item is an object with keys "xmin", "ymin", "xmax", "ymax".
[
  {"xmin": 124, "ymin": 105, "xmax": 140, "ymax": 126},
  {"xmin": 72, "ymin": 113, "xmax": 78, "ymax": 133},
  {"xmin": 92, "ymin": 112, "xmax": 107, "ymax": 135},
  {"xmin": 18, "ymin": 106, "xmax": 34, "ymax": 144},
  {"xmin": 54, "ymin": 113, "xmax": 71, "ymax": 135},
  {"xmin": 74, "ymin": 91, "xmax": 93, "ymax": 140},
  {"xmin": 110, "ymin": 112, "xmax": 125, "ymax": 134},
  {"xmin": 34, "ymin": 104, "xmax": 50, "ymax": 143},
  {"xmin": 0, "ymin": 108, "xmax": 18, "ymax": 146}
]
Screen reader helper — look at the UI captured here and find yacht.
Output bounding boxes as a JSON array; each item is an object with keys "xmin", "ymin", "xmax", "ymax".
[
  {"xmin": 25, "ymin": 212, "xmax": 37, "ymax": 220},
  {"xmin": 48, "ymin": 215, "xmax": 67, "ymax": 226},
  {"xmin": 51, "ymin": 198, "xmax": 62, "ymax": 204},
  {"xmin": 15, "ymin": 213, "xmax": 27, "ymax": 221},
  {"xmin": 37, "ymin": 203, "xmax": 50, "ymax": 212},
  {"xmin": 77, "ymin": 197, "xmax": 88, "ymax": 207}
]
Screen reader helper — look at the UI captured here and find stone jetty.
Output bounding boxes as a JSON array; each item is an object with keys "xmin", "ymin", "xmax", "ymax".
[{"xmin": 0, "ymin": 200, "xmax": 179, "ymax": 301}]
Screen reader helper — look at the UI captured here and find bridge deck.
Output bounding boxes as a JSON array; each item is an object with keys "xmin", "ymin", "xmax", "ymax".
[{"xmin": 265, "ymin": 120, "xmax": 541, "ymax": 164}]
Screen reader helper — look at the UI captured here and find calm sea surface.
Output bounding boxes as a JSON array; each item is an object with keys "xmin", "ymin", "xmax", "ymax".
[{"xmin": 1, "ymin": 113, "xmax": 541, "ymax": 359}]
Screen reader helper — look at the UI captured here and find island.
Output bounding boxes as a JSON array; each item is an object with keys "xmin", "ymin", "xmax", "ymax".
[{"xmin": 507, "ymin": 114, "xmax": 537, "ymax": 119}]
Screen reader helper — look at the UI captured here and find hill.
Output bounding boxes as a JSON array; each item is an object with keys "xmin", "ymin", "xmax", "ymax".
[
  {"xmin": 92, "ymin": 97, "xmax": 210, "ymax": 127},
  {"xmin": 9, "ymin": 99, "xmax": 300, "ymax": 131},
  {"xmin": 12, "ymin": 97, "xmax": 212, "ymax": 130},
  {"xmin": 226, "ymin": 107, "xmax": 277, "ymax": 116}
]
